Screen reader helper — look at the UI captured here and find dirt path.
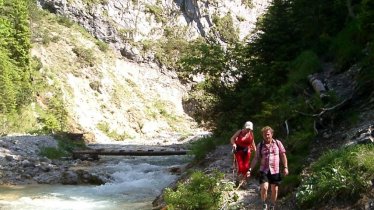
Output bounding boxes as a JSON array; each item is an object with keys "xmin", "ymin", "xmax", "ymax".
[{"xmin": 199, "ymin": 144, "xmax": 291, "ymax": 210}]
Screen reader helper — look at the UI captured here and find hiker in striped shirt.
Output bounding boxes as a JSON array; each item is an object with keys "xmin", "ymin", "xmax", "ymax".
[{"xmin": 248, "ymin": 126, "xmax": 289, "ymax": 210}]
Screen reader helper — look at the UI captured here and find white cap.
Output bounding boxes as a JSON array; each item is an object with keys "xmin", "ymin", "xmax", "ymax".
[{"xmin": 244, "ymin": 121, "xmax": 253, "ymax": 130}]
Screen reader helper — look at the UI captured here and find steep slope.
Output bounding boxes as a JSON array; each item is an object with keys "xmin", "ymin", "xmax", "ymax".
[
  {"xmin": 30, "ymin": 10, "xmax": 198, "ymax": 143},
  {"xmin": 30, "ymin": 0, "xmax": 272, "ymax": 142}
]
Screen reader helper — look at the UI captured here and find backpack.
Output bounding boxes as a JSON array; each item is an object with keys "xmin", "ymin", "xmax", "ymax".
[{"xmin": 259, "ymin": 139, "xmax": 281, "ymax": 158}]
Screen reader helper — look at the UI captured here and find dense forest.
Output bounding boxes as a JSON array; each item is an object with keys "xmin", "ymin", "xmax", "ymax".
[
  {"xmin": 176, "ymin": 0, "xmax": 374, "ymax": 208},
  {"xmin": 181, "ymin": 0, "xmax": 373, "ymax": 134},
  {"xmin": 1, "ymin": 0, "xmax": 373, "ymax": 208}
]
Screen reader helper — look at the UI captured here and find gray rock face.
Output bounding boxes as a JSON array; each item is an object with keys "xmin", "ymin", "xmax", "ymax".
[{"xmin": 37, "ymin": 0, "xmax": 271, "ymax": 63}]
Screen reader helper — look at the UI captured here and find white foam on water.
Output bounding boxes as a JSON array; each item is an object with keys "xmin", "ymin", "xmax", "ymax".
[{"xmin": 0, "ymin": 156, "xmax": 189, "ymax": 210}]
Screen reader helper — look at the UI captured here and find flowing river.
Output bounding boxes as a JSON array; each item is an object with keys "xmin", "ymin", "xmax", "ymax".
[{"xmin": 0, "ymin": 155, "xmax": 191, "ymax": 210}]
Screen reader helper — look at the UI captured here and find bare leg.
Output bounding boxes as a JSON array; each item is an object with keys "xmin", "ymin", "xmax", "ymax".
[
  {"xmin": 261, "ymin": 182, "xmax": 269, "ymax": 202},
  {"xmin": 270, "ymin": 184, "xmax": 278, "ymax": 206}
]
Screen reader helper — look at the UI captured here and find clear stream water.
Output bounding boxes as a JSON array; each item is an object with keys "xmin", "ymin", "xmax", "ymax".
[{"xmin": 0, "ymin": 155, "xmax": 191, "ymax": 210}]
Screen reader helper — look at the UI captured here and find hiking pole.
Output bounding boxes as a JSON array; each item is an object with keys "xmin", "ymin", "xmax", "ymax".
[
  {"xmin": 232, "ymin": 147, "xmax": 237, "ymax": 185},
  {"xmin": 231, "ymin": 148, "xmax": 236, "ymax": 183}
]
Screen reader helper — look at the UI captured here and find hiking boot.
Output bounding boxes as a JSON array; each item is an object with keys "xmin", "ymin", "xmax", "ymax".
[
  {"xmin": 235, "ymin": 180, "xmax": 239, "ymax": 187},
  {"xmin": 239, "ymin": 181, "xmax": 248, "ymax": 190},
  {"xmin": 262, "ymin": 203, "xmax": 267, "ymax": 210},
  {"xmin": 269, "ymin": 204, "xmax": 275, "ymax": 210}
]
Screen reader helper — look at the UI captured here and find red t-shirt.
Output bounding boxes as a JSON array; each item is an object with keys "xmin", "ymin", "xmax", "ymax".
[{"xmin": 235, "ymin": 130, "xmax": 254, "ymax": 148}]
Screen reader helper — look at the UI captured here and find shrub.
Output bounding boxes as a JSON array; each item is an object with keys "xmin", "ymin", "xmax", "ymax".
[
  {"xmin": 212, "ymin": 13, "xmax": 239, "ymax": 43},
  {"xmin": 330, "ymin": 20, "xmax": 363, "ymax": 70},
  {"xmin": 57, "ymin": 15, "xmax": 74, "ymax": 28},
  {"xmin": 144, "ymin": 4, "xmax": 165, "ymax": 23},
  {"xmin": 72, "ymin": 46, "xmax": 96, "ymax": 66},
  {"xmin": 39, "ymin": 133, "xmax": 87, "ymax": 159},
  {"xmin": 95, "ymin": 40, "xmax": 109, "ymax": 52},
  {"xmin": 188, "ymin": 136, "xmax": 217, "ymax": 161},
  {"xmin": 164, "ymin": 171, "xmax": 224, "ymax": 210},
  {"xmin": 39, "ymin": 147, "xmax": 67, "ymax": 159}
]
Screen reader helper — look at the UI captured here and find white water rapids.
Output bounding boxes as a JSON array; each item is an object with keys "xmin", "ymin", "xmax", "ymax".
[{"xmin": 0, "ymin": 155, "xmax": 191, "ymax": 210}]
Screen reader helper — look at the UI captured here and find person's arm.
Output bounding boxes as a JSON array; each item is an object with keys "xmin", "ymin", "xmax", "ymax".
[
  {"xmin": 230, "ymin": 130, "xmax": 241, "ymax": 150},
  {"xmin": 251, "ymin": 137, "xmax": 256, "ymax": 152},
  {"xmin": 280, "ymin": 152, "xmax": 289, "ymax": 176},
  {"xmin": 249, "ymin": 143, "xmax": 259, "ymax": 171}
]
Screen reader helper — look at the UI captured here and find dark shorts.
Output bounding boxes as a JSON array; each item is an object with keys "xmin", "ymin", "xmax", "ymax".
[{"xmin": 259, "ymin": 171, "xmax": 282, "ymax": 185}]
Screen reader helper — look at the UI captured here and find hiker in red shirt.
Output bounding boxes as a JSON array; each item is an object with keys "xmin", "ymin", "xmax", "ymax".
[
  {"xmin": 230, "ymin": 121, "xmax": 256, "ymax": 186},
  {"xmin": 249, "ymin": 126, "xmax": 288, "ymax": 210}
]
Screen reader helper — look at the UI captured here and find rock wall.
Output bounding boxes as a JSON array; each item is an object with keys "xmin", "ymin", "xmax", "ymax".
[
  {"xmin": 37, "ymin": 0, "xmax": 271, "ymax": 62},
  {"xmin": 32, "ymin": 0, "xmax": 271, "ymax": 142}
]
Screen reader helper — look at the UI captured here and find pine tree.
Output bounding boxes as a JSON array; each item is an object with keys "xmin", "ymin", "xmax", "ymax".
[
  {"xmin": 0, "ymin": 50, "xmax": 17, "ymax": 113},
  {"xmin": 0, "ymin": 0, "xmax": 32, "ymax": 113}
]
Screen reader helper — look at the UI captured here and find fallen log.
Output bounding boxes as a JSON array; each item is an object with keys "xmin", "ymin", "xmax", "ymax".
[
  {"xmin": 72, "ymin": 149, "xmax": 190, "ymax": 160},
  {"xmin": 308, "ymin": 74, "xmax": 327, "ymax": 98}
]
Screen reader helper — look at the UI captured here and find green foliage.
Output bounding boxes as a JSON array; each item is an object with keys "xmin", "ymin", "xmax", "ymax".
[
  {"xmin": 57, "ymin": 15, "xmax": 75, "ymax": 28},
  {"xmin": 155, "ymin": 36, "xmax": 189, "ymax": 69},
  {"xmin": 188, "ymin": 136, "xmax": 217, "ymax": 161},
  {"xmin": 0, "ymin": 50, "xmax": 18, "ymax": 113},
  {"xmin": 356, "ymin": 41, "xmax": 374, "ymax": 97},
  {"xmin": 144, "ymin": 4, "xmax": 165, "ymax": 23},
  {"xmin": 72, "ymin": 46, "xmax": 96, "ymax": 66},
  {"xmin": 39, "ymin": 147, "xmax": 67, "ymax": 159},
  {"xmin": 177, "ymin": 0, "xmax": 374, "ymax": 206},
  {"xmin": 41, "ymin": 30, "xmax": 60, "ymax": 46},
  {"xmin": 40, "ymin": 133, "xmax": 87, "ymax": 159},
  {"xmin": 138, "ymin": 26, "xmax": 190, "ymax": 69},
  {"xmin": 281, "ymin": 50, "xmax": 321, "ymax": 94},
  {"xmin": 40, "ymin": 114, "xmax": 60, "ymax": 133},
  {"xmin": 286, "ymin": 129, "xmax": 314, "ymax": 157},
  {"xmin": 164, "ymin": 171, "xmax": 225, "ymax": 210},
  {"xmin": 241, "ymin": 0, "xmax": 253, "ymax": 9},
  {"xmin": 38, "ymin": 94, "xmax": 68, "ymax": 133},
  {"xmin": 296, "ymin": 144, "xmax": 374, "ymax": 208},
  {"xmin": 3, "ymin": 0, "xmax": 31, "ymax": 68},
  {"xmin": 55, "ymin": 133, "xmax": 87, "ymax": 153},
  {"xmin": 179, "ymin": 39, "xmax": 227, "ymax": 76},
  {"xmin": 82, "ymin": 0, "xmax": 108, "ymax": 6},
  {"xmin": 95, "ymin": 40, "xmax": 109, "ymax": 52},
  {"xmin": 330, "ymin": 20, "xmax": 363, "ymax": 70},
  {"xmin": 212, "ymin": 13, "xmax": 239, "ymax": 43},
  {"xmin": 118, "ymin": 28, "xmax": 135, "ymax": 41},
  {"xmin": 0, "ymin": 0, "xmax": 33, "ymax": 114},
  {"xmin": 97, "ymin": 121, "xmax": 131, "ymax": 141},
  {"xmin": 0, "ymin": 106, "xmax": 40, "ymax": 134}
]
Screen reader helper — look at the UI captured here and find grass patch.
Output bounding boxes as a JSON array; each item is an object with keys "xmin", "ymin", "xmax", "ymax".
[
  {"xmin": 97, "ymin": 121, "xmax": 131, "ymax": 141},
  {"xmin": 296, "ymin": 144, "xmax": 374, "ymax": 208},
  {"xmin": 95, "ymin": 40, "xmax": 109, "ymax": 52},
  {"xmin": 39, "ymin": 133, "xmax": 87, "ymax": 159},
  {"xmin": 72, "ymin": 46, "xmax": 96, "ymax": 67},
  {"xmin": 144, "ymin": 4, "xmax": 165, "ymax": 23},
  {"xmin": 39, "ymin": 147, "xmax": 67, "ymax": 159}
]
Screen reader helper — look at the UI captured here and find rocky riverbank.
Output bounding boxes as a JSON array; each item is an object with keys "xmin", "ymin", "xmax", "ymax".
[
  {"xmin": 0, "ymin": 131, "xmax": 210, "ymax": 185},
  {"xmin": 0, "ymin": 135, "xmax": 68, "ymax": 185},
  {"xmin": 0, "ymin": 134, "xmax": 105, "ymax": 185}
]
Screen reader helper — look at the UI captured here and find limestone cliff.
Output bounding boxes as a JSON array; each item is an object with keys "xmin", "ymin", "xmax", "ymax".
[{"xmin": 31, "ymin": 0, "xmax": 271, "ymax": 142}]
